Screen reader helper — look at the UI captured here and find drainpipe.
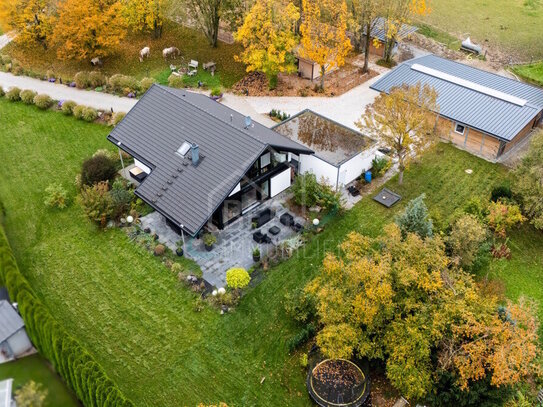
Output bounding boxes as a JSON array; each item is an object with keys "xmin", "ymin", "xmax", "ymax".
[
  {"xmin": 117, "ymin": 142, "xmax": 125, "ymax": 170},
  {"xmin": 180, "ymin": 224, "xmax": 186, "ymax": 253}
]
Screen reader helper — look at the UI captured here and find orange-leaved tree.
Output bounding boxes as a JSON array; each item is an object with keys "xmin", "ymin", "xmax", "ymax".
[
  {"xmin": 234, "ymin": 0, "xmax": 300, "ymax": 90},
  {"xmin": 357, "ymin": 83, "xmax": 438, "ymax": 185},
  {"xmin": 0, "ymin": 0, "xmax": 55, "ymax": 49},
  {"xmin": 299, "ymin": 0, "xmax": 352, "ymax": 90},
  {"xmin": 52, "ymin": 0, "xmax": 127, "ymax": 61}
]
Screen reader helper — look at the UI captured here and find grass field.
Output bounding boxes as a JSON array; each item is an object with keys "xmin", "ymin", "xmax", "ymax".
[
  {"xmin": 0, "ymin": 99, "xmax": 542, "ymax": 406},
  {"xmin": 511, "ymin": 61, "xmax": 543, "ymax": 86},
  {"xmin": 417, "ymin": 0, "xmax": 543, "ymax": 60},
  {"xmin": 2, "ymin": 20, "xmax": 246, "ymax": 89},
  {"xmin": 0, "ymin": 355, "xmax": 80, "ymax": 407}
]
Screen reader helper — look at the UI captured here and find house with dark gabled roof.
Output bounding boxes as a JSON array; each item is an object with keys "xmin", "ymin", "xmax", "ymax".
[
  {"xmin": 371, "ymin": 54, "xmax": 543, "ymax": 159},
  {"xmin": 108, "ymin": 85, "xmax": 316, "ymax": 237}
]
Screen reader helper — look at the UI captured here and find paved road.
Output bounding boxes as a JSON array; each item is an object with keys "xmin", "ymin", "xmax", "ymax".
[{"xmin": 0, "ymin": 72, "xmax": 138, "ymax": 112}]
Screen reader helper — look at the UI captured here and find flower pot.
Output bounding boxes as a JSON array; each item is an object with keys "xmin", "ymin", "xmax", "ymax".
[
  {"xmin": 205, "ymin": 244, "xmax": 213, "ymax": 252},
  {"xmin": 253, "ymin": 254, "xmax": 260, "ymax": 263},
  {"xmin": 176, "ymin": 248, "xmax": 184, "ymax": 257}
]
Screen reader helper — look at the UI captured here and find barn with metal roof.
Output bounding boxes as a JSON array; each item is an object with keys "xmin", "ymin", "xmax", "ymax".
[{"xmin": 371, "ymin": 54, "xmax": 543, "ymax": 159}]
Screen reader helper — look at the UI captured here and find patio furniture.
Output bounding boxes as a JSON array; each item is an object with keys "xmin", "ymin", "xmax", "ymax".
[
  {"xmin": 129, "ymin": 166, "xmax": 148, "ymax": 183},
  {"xmin": 280, "ymin": 213, "xmax": 294, "ymax": 227},
  {"xmin": 373, "ymin": 188, "xmax": 401, "ymax": 208},
  {"xmin": 251, "ymin": 208, "xmax": 274, "ymax": 228},
  {"xmin": 253, "ymin": 231, "xmax": 271, "ymax": 244},
  {"xmin": 292, "ymin": 223, "xmax": 304, "ymax": 233},
  {"xmin": 189, "ymin": 60, "xmax": 199, "ymax": 69},
  {"xmin": 347, "ymin": 186, "xmax": 360, "ymax": 197},
  {"xmin": 269, "ymin": 226, "xmax": 281, "ymax": 236}
]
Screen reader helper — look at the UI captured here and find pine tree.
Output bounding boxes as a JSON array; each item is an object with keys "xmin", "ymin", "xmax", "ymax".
[{"xmin": 395, "ymin": 194, "xmax": 433, "ymax": 238}]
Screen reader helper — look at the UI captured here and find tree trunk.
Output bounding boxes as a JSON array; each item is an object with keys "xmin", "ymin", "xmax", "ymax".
[
  {"xmin": 398, "ymin": 159, "xmax": 405, "ymax": 185},
  {"xmin": 363, "ymin": 22, "xmax": 371, "ymax": 73},
  {"xmin": 153, "ymin": 20, "xmax": 163, "ymax": 39},
  {"xmin": 398, "ymin": 169, "xmax": 404, "ymax": 185},
  {"xmin": 320, "ymin": 66, "xmax": 325, "ymax": 90}
]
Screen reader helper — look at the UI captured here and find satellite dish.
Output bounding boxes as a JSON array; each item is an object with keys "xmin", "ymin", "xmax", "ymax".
[{"xmin": 245, "ymin": 116, "xmax": 252, "ymax": 128}]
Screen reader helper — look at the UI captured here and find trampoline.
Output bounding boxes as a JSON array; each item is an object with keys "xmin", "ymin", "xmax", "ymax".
[
  {"xmin": 373, "ymin": 188, "xmax": 401, "ymax": 208},
  {"xmin": 307, "ymin": 359, "xmax": 370, "ymax": 407}
]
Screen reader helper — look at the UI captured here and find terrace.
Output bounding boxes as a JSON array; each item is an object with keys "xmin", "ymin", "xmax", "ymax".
[{"xmin": 140, "ymin": 191, "xmax": 307, "ymax": 288}]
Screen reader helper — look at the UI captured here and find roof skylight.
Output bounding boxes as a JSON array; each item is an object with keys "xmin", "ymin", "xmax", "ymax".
[
  {"xmin": 411, "ymin": 63, "xmax": 527, "ymax": 107},
  {"xmin": 176, "ymin": 141, "xmax": 192, "ymax": 157}
]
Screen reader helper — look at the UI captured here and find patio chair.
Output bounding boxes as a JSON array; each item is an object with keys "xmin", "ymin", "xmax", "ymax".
[
  {"xmin": 189, "ymin": 60, "xmax": 199, "ymax": 69},
  {"xmin": 253, "ymin": 231, "xmax": 271, "ymax": 244},
  {"xmin": 280, "ymin": 213, "xmax": 294, "ymax": 227},
  {"xmin": 291, "ymin": 223, "xmax": 304, "ymax": 233},
  {"xmin": 251, "ymin": 208, "xmax": 274, "ymax": 228}
]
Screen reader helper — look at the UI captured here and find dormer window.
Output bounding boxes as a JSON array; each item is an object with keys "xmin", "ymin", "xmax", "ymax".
[{"xmin": 176, "ymin": 141, "xmax": 192, "ymax": 157}]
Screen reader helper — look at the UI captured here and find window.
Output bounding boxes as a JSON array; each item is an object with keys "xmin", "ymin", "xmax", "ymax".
[
  {"xmin": 260, "ymin": 152, "xmax": 271, "ymax": 168},
  {"xmin": 176, "ymin": 141, "xmax": 192, "ymax": 156},
  {"xmin": 454, "ymin": 123, "xmax": 466, "ymax": 135}
]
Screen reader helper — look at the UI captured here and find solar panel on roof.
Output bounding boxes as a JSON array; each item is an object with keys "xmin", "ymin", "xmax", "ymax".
[{"xmin": 411, "ymin": 64, "xmax": 527, "ymax": 107}]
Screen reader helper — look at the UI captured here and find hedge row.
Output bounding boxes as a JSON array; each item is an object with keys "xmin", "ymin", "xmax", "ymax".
[{"xmin": 0, "ymin": 211, "xmax": 133, "ymax": 407}]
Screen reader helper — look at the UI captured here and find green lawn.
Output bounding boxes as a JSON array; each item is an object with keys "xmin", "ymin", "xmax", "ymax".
[
  {"xmin": 417, "ymin": 0, "xmax": 543, "ymax": 60},
  {"xmin": 3, "ymin": 20, "xmax": 246, "ymax": 89},
  {"xmin": 0, "ymin": 355, "xmax": 80, "ymax": 407},
  {"xmin": 0, "ymin": 99, "xmax": 542, "ymax": 406},
  {"xmin": 511, "ymin": 61, "xmax": 543, "ymax": 86}
]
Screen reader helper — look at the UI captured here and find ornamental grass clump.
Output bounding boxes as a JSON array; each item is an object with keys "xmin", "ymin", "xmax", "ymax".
[
  {"xmin": 20, "ymin": 89, "xmax": 37, "ymax": 104},
  {"xmin": 6, "ymin": 87, "xmax": 21, "ymax": 101},
  {"xmin": 61, "ymin": 100, "xmax": 77, "ymax": 115},
  {"xmin": 34, "ymin": 94, "xmax": 53, "ymax": 110},
  {"xmin": 44, "ymin": 183, "xmax": 69, "ymax": 209}
]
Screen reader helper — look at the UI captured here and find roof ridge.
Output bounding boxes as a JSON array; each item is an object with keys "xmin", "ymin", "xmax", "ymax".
[
  {"xmin": 157, "ymin": 85, "xmax": 267, "ymax": 147},
  {"xmin": 414, "ymin": 55, "xmax": 543, "ymax": 95}
]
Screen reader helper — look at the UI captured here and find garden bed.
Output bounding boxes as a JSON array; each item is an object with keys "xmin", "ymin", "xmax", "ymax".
[{"xmin": 232, "ymin": 62, "xmax": 378, "ymax": 97}]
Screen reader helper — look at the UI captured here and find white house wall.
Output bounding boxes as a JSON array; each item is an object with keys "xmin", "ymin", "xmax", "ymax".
[
  {"xmin": 6, "ymin": 329, "xmax": 32, "ymax": 357},
  {"xmin": 338, "ymin": 148, "xmax": 379, "ymax": 187},
  {"xmin": 299, "ymin": 154, "xmax": 339, "ymax": 189},
  {"xmin": 228, "ymin": 183, "xmax": 241, "ymax": 197},
  {"xmin": 270, "ymin": 168, "xmax": 291, "ymax": 197},
  {"xmin": 134, "ymin": 159, "xmax": 151, "ymax": 174}
]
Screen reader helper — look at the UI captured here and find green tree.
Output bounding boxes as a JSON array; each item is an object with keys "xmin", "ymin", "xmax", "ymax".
[
  {"xmin": 448, "ymin": 214, "xmax": 488, "ymax": 269},
  {"xmin": 513, "ymin": 130, "xmax": 543, "ymax": 230},
  {"xmin": 395, "ymin": 193, "xmax": 433, "ymax": 238}
]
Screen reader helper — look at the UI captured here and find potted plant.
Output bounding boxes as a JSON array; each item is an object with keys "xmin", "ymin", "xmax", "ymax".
[
  {"xmin": 176, "ymin": 240, "xmax": 184, "ymax": 257},
  {"xmin": 210, "ymin": 87, "xmax": 223, "ymax": 101},
  {"xmin": 203, "ymin": 233, "xmax": 217, "ymax": 251},
  {"xmin": 251, "ymin": 221, "xmax": 258, "ymax": 229},
  {"xmin": 252, "ymin": 247, "xmax": 260, "ymax": 262}
]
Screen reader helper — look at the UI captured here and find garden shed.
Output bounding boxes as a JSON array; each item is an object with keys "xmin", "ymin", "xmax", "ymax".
[
  {"xmin": 0, "ymin": 300, "xmax": 32, "ymax": 360},
  {"xmin": 273, "ymin": 110, "xmax": 380, "ymax": 190}
]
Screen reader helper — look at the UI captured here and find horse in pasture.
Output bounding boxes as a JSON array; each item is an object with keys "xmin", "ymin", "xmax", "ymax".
[
  {"xmin": 139, "ymin": 46, "xmax": 151, "ymax": 62},
  {"xmin": 163, "ymin": 47, "xmax": 180, "ymax": 60}
]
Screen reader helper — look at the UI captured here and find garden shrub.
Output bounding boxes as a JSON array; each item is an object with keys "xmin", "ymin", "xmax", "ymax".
[
  {"xmin": 371, "ymin": 156, "xmax": 391, "ymax": 177},
  {"xmin": 464, "ymin": 197, "xmax": 489, "ymax": 222},
  {"xmin": 0, "ymin": 86, "xmax": 4, "ymax": 97},
  {"xmin": 226, "ymin": 267, "xmax": 251, "ymax": 289},
  {"xmin": 491, "ymin": 184, "xmax": 513, "ymax": 202},
  {"xmin": 20, "ymin": 89, "xmax": 37, "ymax": 105},
  {"xmin": 287, "ymin": 323, "xmax": 316, "ymax": 352},
  {"xmin": 447, "ymin": 214, "xmax": 488, "ymax": 269},
  {"xmin": 72, "ymin": 105, "xmax": 85, "ymax": 120},
  {"xmin": 284, "ymin": 287, "xmax": 315, "ymax": 324},
  {"xmin": 78, "ymin": 181, "xmax": 114, "ymax": 227},
  {"xmin": 291, "ymin": 173, "xmax": 341, "ymax": 210},
  {"xmin": 168, "ymin": 73, "xmax": 184, "ymax": 89},
  {"xmin": 82, "ymin": 106, "xmax": 98, "ymax": 122},
  {"xmin": 211, "ymin": 87, "xmax": 222, "ymax": 97},
  {"xmin": 6, "ymin": 87, "xmax": 21, "ymax": 101},
  {"xmin": 171, "ymin": 263, "xmax": 183, "ymax": 274},
  {"xmin": 74, "ymin": 71, "xmax": 91, "ymax": 89},
  {"xmin": 11, "ymin": 60, "xmax": 23, "ymax": 75},
  {"xmin": 89, "ymin": 71, "xmax": 107, "ymax": 88},
  {"xmin": 0, "ymin": 223, "xmax": 134, "ymax": 406},
  {"xmin": 33, "ymin": 94, "xmax": 53, "ymax": 110},
  {"xmin": 140, "ymin": 77, "xmax": 156, "ymax": 93},
  {"xmin": 154, "ymin": 244, "xmax": 165, "ymax": 256},
  {"xmin": 109, "ymin": 112, "xmax": 126, "ymax": 126},
  {"xmin": 44, "ymin": 183, "xmax": 69, "ymax": 209},
  {"xmin": 93, "ymin": 149, "xmax": 117, "ymax": 161},
  {"xmin": 45, "ymin": 69, "xmax": 55, "ymax": 80},
  {"xmin": 80, "ymin": 154, "xmax": 117, "ymax": 186},
  {"xmin": 395, "ymin": 193, "xmax": 433, "ymax": 239},
  {"xmin": 60, "ymin": 100, "xmax": 77, "ymax": 115},
  {"xmin": 110, "ymin": 179, "xmax": 133, "ymax": 219},
  {"xmin": 108, "ymin": 74, "xmax": 141, "ymax": 94},
  {"xmin": 0, "ymin": 54, "xmax": 11, "ymax": 65}
]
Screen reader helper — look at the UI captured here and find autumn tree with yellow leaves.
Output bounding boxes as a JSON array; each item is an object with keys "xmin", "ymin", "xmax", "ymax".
[
  {"xmin": 123, "ymin": 0, "xmax": 169, "ymax": 38},
  {"xmin": 234, "ymin": 0, "xmax": 300, "ymax": 89},
  {"xmin": 51, "ymin": 0, "xmax": 127, "ymax": 61},
  {"xmin": 358, "ymin": 83, "xmax": 438, "ymax": 185},
  {"xmin": 305, "ymin": 225, "xmax": 540, "ymax": 400},
  {"xmin": 0, "ymin": 0, "xmax": 55, "ymax": 49},
  {"xmin": 299, "ymin": 0, "xmax": 352, "ymax": 90}
]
